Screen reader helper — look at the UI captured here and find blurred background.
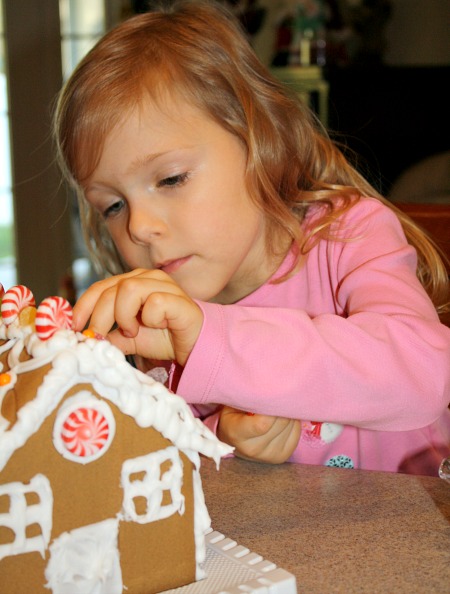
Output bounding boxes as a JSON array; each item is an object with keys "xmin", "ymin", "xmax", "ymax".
[{"xmin": 1, "ymin": 0, "xmax": 449, "ymax": 303}]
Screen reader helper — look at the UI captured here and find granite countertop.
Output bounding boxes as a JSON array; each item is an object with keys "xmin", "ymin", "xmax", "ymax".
[{"xmin": 201, "ymin": 458, "xmax": 450, "ymax": 593}]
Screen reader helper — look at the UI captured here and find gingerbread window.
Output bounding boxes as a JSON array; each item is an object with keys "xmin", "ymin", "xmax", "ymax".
[
  {"xmin": 0, "ymin": 474, "xmax": 52, "ymax": 560},
  {"xmin": 121, "ymin": 446, "xmax": 185, "ymax": 524}
]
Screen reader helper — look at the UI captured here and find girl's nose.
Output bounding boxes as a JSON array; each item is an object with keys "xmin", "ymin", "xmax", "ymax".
[{"xmin": 128, "ymin": 204, "xmax": 166, "ymax": 245}]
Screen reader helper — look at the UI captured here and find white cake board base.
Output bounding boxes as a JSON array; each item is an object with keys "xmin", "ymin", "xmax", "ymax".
[{"xmin": 161, "ymin": 528, "xmax": 297, "ymax": 594}]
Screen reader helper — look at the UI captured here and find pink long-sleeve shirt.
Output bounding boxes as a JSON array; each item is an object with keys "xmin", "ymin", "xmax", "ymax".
[{"xmin": 175, "ymin": 198, "xmax": 450, "ymax": 475}]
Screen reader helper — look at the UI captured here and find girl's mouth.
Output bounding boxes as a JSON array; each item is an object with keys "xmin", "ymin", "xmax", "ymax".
[{"xmin": 157, "ymin": 255, "xmax": 192, "ymax": 274}]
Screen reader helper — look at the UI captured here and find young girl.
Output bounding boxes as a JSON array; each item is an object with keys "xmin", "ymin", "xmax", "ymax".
[{"xmin": 54, "ymin": 0, "xmax": 450, "ymax": 475}]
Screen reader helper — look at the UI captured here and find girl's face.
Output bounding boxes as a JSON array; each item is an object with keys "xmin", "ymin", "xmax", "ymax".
[{"xmin": 84, "ymin": 95, "xmax": 282, "ymax": 304}]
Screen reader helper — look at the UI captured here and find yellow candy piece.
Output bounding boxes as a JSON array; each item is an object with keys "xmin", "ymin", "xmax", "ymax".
[{"xmin": 19, "ymin": 306, "xmax": 37, "ymax": 327}]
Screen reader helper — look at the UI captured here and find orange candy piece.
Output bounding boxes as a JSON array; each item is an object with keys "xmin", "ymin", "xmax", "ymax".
[
  {"xmin": 0, "ymin": 372, "xmax": 11, "ymax": 386},
  {"xmin": 82, "ymin": 329, "xmax": 105, "ymax": 340}
]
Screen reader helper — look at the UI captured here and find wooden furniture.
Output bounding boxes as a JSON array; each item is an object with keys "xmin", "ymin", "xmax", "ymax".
[
  {"xmin": 394, "ymin": 202, "xmax": 450, "ymax": 326},
  {"xmin": 394, "ymin": 202, "xmax": 450, "ymax": 270},
  {"xmin": 201, "ymin": 458, "xmax": 450, "ymax": 594}
]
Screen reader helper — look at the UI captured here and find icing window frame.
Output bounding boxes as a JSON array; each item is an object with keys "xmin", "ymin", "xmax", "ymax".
[
  {"xmin": 0, "ymin": 473, "xmax": 53, "ymax": 560},
  {"xmin": 121, "ymin": 446, "xmax": 185, "ymax": 524}
]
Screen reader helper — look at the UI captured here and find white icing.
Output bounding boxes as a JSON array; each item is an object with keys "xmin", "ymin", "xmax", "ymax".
[
  {"xmin": 0, "ymin": 336, "xmax": 16, "ymax": 357},
  {"xmin": 191, "ymin": 451, "xmax": 210, "ymax": 581},
  {"xmin": 0, "ymin": 319, "xmax": 233, "ymax": 583},
  {"xmin": 25, "ymin": 330, "xmax": 79, "ymax": 361},
  {"xmin": 53, "ymin": 392, "xmax": 116, "ymax": 464},
  {"xmin": 0, "ymin": 317, "xmax": 34, "ymax": 341},
  {"xmin": 0, "ymin": 474, "xmax": 53, "ymax": 560},
  {"xmin": 45, "ymin": 518, "xmax": 122, "ymax": 594},
  {"xmin": 121, "ymin": 446, "xmax": 185, "ymax": 524}
]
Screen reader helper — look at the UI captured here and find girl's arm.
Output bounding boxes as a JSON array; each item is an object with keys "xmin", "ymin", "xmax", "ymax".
[{"xmin": 177, "ymin": 200, "xmax": 450, "ymax": 432}]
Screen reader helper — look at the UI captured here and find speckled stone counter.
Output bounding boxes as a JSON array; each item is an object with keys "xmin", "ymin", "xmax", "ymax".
[{"xmin": 201, "ymin": 458, "xmax": 450, "ymax": 593}]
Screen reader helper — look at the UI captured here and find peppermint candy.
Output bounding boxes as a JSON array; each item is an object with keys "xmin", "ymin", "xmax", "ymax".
[
  {"xmin": 36, "ymin": 296, "xmax": 73, "ymax": 340},
  {"xmin": 62, "ymin": 407, "xmax": 109, "ymax": 457},
  {"xmin": 1, "ymin": 285, "xmax": 35, "ymax": 325},
  {"xmin": 53, "ymin": 393, "xmax": 116, "ymax": 464}
]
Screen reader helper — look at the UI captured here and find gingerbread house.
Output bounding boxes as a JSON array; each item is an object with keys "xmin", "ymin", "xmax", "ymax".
[{"xmin": 0, "ymin": 285, "xmax": 232, "ymax": 594}]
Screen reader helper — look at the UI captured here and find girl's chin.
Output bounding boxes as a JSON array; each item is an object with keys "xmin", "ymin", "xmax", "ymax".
[{"xmin": 180, "ymin": 282, "xmax": 224, "ymax": 303}]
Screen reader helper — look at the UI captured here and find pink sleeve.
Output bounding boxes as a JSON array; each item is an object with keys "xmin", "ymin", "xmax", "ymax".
[{"xmin": 177, "ymin": 201, "xmax": 450, "ymax": 431}]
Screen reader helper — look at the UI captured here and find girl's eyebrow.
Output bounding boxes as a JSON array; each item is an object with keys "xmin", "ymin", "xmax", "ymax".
[
  {"xmin": 127, "ymin": 145, "xmax": 196, "ymax": 175},
  {"xmin": 127, "ymin": 152, "xmax": 164, "ymax": 175},
  {"xmin": 84, "ymin": 146, "xmax": 198, "ymax": 191},
  {"xmin": 82, "ymin": 153, "xmax": 166, "ymax": 193}
]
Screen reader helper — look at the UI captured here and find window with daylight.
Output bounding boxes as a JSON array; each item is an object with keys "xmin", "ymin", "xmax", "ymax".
[
  {"xmin": 59, "ymin": 0, "xmax": 107, "ymax": 297},
  {"xmin": 59, "ymin": 0, "xmax": 105, "ymax": 78},
  {"xmin": 0, "ymin": 0, "xmax": 109, "ymax": 299},
  {"xmin": 0, "ymin": 5, "xmax": 15, "ymax": 290}
]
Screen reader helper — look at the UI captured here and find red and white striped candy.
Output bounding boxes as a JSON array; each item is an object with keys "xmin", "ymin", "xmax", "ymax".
[
  {"xmin": 35, "ymin": 296, "xmax": 73, "ymax": 340},
  {"xmin": 1, "ymin": 285, "xmax": 35, "ymax": 325},
  {"xmin": 60, "ymin": 407, "xmax": 110, "ymax": 458}
]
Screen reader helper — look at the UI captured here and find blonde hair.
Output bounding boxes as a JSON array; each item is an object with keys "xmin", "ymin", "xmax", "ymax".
[{"xmin": 54, "ymin": 0, "xmax": 448, "ymax": 313}]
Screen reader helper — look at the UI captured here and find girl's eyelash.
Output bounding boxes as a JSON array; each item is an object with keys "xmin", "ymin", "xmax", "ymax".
[
  {"xmin": 157, "ymin": 172, "xmax": 189, "ymax": 188},
  {"xmin": 102, "ymin": 200, "xmax": 124, "ymax": 219},
  {"xmin": 98, "ymin": 172, "xmax": 189, "ymax": 219}
]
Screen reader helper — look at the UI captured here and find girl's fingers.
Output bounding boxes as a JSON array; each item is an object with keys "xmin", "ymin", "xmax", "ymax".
[
  {"xmin": 237, "ymin": 410, "xmax": 279, "ymax": 439},
  {"xmin": 73, "ymin": 269, "xmax": 185, "ymax": 335},
  {"xmin": 140, "ymin": 292, "xmax": 203, "ymax": 365},
  {"xmin": 72, "ymin": 269, "xmax": 144, "ymax": 330},
  {"xmin": 106, "ymin": 327, "xmax": 138, "ymax": 356},
  {"xmin": 107, "ymin": 325, "xmax": 176, "ymax": 361},
  {"xmin": 75, "ymin": 285, "xmax": 118, "ymax": 336},
  {"xmin": 73, "ymin": 273, "xmax": 202, "ymax": 364},
  {"xmin": 111, "ymin": 276, "xmax": 185, "ymax": 336}
]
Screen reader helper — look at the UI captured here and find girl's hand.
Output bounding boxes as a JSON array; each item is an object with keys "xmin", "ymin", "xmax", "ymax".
[
  {"xmin": 217, "ymin": 406, "xmax": 302, "ymax": 464},
  {"xmin": 72, "ymin": 269, "xmax": 203, "ymax": 366}
]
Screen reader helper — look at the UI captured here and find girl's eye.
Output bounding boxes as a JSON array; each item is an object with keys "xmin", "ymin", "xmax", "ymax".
[
  {"xmin": 103, "ymin": 199, "xmax": 124, "ymax": 219},
  {"xmin": 157, "ymin": 172, "xmax": 189, "ymax": 188}
]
